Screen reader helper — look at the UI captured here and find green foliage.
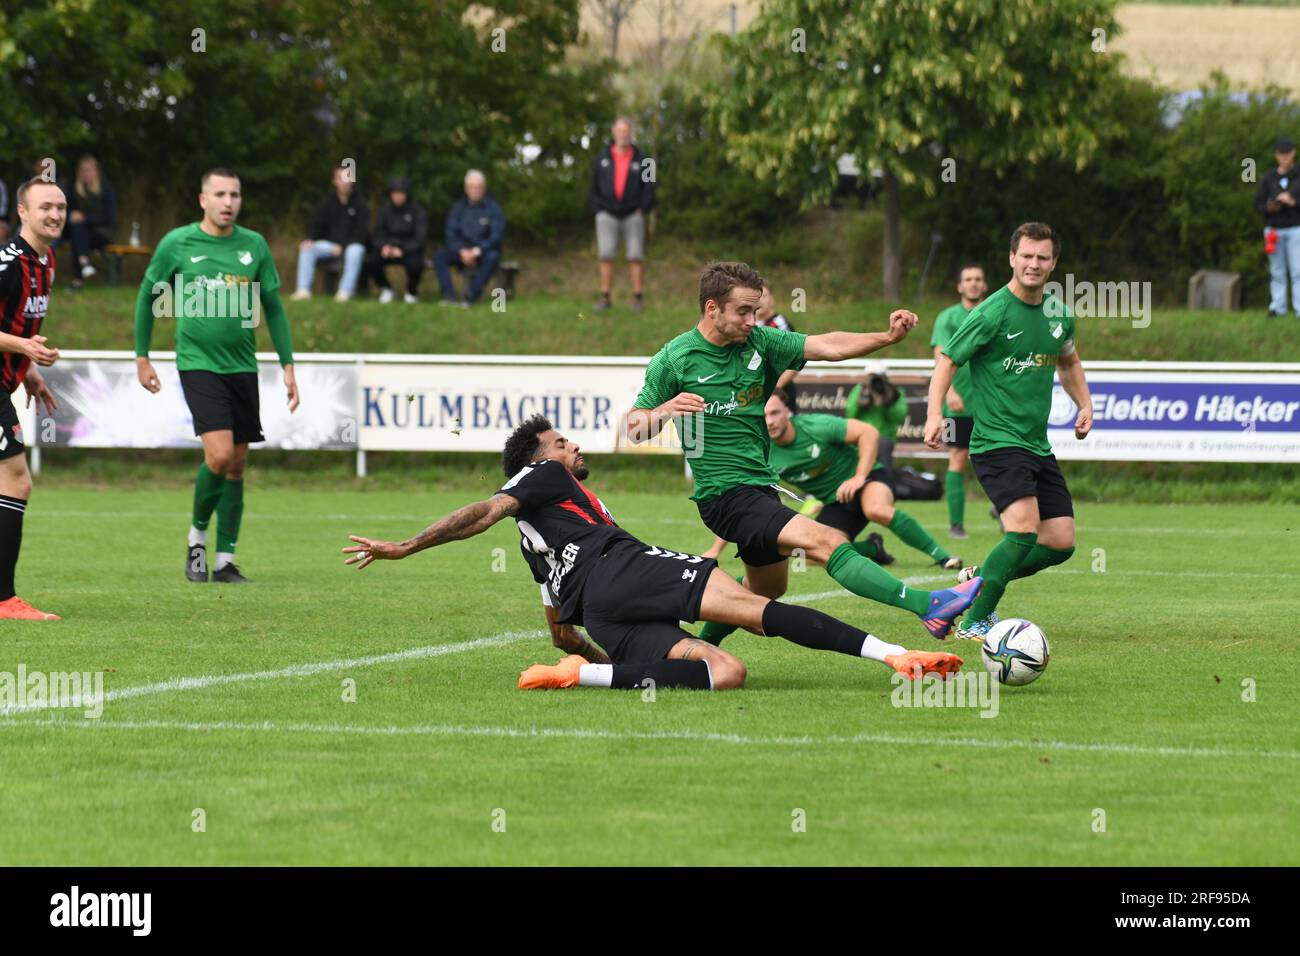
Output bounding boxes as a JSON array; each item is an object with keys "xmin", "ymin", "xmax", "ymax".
[
  {"xmin": 712, "ymin": 0, "xmax": 1127, "ymax": 204},
  {"xmin": 1157, "ymin": 76, "xmax": 1300, "ymax": 289},
  {"xmin": 649, "ymin": 82, "xmax": 800, "ymax": 239}
]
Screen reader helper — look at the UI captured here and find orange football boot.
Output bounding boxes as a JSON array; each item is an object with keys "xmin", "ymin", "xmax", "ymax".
[
  {"xmin": 0, "ymin": 596, "xmax": 61, "ymax": 621},
  {"xmin": 883, "ymin": 650, "xmax": 962, "ymax": 680},
  {"xmin": 518, "ymin": 654, "xmax": 588, "ymax": 690}
]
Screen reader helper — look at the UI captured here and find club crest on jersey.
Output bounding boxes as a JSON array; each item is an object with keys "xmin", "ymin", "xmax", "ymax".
[
  {"xmin": 1049, "ymin": 321, "xmax": 1063, "ymax": 339},
  {"xmin": 809, "ymin": 443, "xmax": 821, "ymax": 458},
  {"xmin": 747, "ymin": 350, "xmax": 762, "ymax": 371},
  {"xmin": 238, "ymin": 250, "xmax": 253, "ymax": 266}
]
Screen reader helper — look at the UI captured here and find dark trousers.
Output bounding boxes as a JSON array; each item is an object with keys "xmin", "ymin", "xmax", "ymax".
[
  {"xmin": 433, "ymin": 247, "xmax": 501, "ymax": 303},
  {"xmin": 367, "ymin": 250, "xmax": 424, "ymax": 293},
  {"xmin": 69, "ymin": 221, "xmax": 110, "ymax": 261}
]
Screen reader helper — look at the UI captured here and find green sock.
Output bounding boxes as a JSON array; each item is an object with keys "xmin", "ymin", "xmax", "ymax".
[
  {"xmin": 1011, "ymin": 544, "xmax": 1074, "ymax": 580},
  {"xmin": 192, "ymin": 463, "xmax": 226, "ymax": 532},
  {"xmin": 826, "ymin": 542, "xmax": 929, "ymax": 616},
  {"xmin": 945, "ymin": 471, "xmax": 965, "ymax": 526},
  {"xmin": 215, "ymin": 478, "xmax": 245, "ymax": 554},
  {"xmin": 698, "ymin": 574, "xmax": 746, "ymax": 645},
  {"xmin": 965, "ymin": 532, "xmax": 1037, "ymax": 622},
  {"xmin": 888, "ymin": 510, "xmax": 949, "ymax": 562}
]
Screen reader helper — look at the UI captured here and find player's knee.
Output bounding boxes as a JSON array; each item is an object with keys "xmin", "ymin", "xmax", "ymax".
[
  {"xmin": 205, "ymin": 451, "xmax": 232, "ymax": 475},
  {"xmin": 708, "ymin": 653, "xmax": 746, "ymax": 690},
  {"xmin": 865, "ymin": 504, "xmax": 893, "ymax": 525},
  {"xmin": 807, "ymin": 527, "xmax": 849, "ymax": 564}
]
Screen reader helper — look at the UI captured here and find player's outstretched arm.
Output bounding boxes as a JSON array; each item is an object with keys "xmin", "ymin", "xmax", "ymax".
[
  {"xmin": 924, "ymin": 355, "xmax": 958, "ymax": 449},
  {"xmin": 1058, "ymin": 351, "xmax": 1093, "ymax": 440},
  {"xmin": 343, "ymin": 493, "xmax": 520, "ymax": 569},
  {"xmin": 803, "ymin": 310, "xmax": 917, "ymax": 362}
]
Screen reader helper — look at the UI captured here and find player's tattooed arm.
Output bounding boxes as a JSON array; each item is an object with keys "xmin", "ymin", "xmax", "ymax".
[
  {"xmin": 343, "ymin": 494, "xmax": 519, "ymax": 567},
  {"xmin": 544, "ymin": 603, "xmax": 612, "ymax": 664}
]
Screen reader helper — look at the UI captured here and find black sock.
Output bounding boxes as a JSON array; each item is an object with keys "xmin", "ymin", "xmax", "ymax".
[
  {"xmin": 761, "ymin": 600, "xmax": 865, "ymax": 657},
  {"xmin": 0, "ymin": 495, "xmax": 26, "ymax": 601},
  {"xmin": 611, "ymin": 660, "xmax": 713, "ymax": 690}
]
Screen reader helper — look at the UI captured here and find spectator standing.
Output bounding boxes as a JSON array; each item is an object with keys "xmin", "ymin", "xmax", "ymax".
[
  {"xmin": 367, "ymin": 176, "xmax": 428, "ymax": 304},
  {"xmin": 68, "ymin": 155, "xmax": 117, "ymax": 281},
  {"xmin": 292, "ymin": 165, "xmax": 369, "ymax": 302},
  {"xmin": 1257, "ymin": 136, "xmax": 1300, "ymax": 319},
  {"xmin": 589, "ymin": 117, "xmax": 655, "ymax": 312},
  {"xmin": 432, "ymin": 170, "xmax": 505, "ymax": 308}
]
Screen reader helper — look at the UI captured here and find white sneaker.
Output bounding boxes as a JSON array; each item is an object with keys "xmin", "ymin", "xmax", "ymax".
[
  {"xmin": 378, "ymin": 288, "xmax": 394, "ymax": 304},
  {"xmin": 290, "ymin": 289, "xmax": 311, "ymax": 301},
  {"xmin": 334, "ymin": 290, "xmax": 351, "ymax": 302},
  {"xmin": 403, "ymin": 293, "xmax": 418, "ymax": 304},
  {"xmin": 81, "ymin": 263, "xmax": 96, "ymax": 279},
  {"xmin": 957, "ymin": 565, "xmax": 980, "ymax": 584}
]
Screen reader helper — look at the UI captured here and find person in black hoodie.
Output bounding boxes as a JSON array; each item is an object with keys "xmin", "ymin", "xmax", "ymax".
[
  {"xmin": 366, "ymin": 176, "xmax": 428, "ymax": 303},
  {"xmin": 293, "ymin": 165, "xmax": 370, "ymax": 302},
  {"xmin": 1256, "ymin": 137, "xmax": 1300, "ymax": 319},
  {"xmin": 589, "ymin": 118, "xmax": 655, "ymax": 312},
  {"xmin": 432, "ymin": 170, "xmax": 505, "ymax": 307},
  {"xmin": 67, "ymin": 155, "xmax": 117, "ymax": 282}
]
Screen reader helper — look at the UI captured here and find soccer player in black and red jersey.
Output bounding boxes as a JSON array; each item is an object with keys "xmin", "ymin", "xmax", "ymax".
[
  {"xmin": 342, "ymin": 415, "xmax": 963, "ymax": 691},
  {"xmin": 0, "ymin": 178, "xmax": 65, "ymax": 620}
]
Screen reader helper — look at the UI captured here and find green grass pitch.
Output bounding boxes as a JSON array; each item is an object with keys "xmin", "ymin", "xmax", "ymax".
[{"xmin": 0, "ymin": 485, "xmax": 1295, "ymax": 865}]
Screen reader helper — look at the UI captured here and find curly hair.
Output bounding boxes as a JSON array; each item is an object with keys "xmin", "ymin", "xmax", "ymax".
[{"xmin": 501, "ymin": 414, "xmax": 553, "ymax": 478}]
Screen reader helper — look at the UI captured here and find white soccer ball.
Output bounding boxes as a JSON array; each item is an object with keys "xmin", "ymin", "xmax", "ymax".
[{"xmin": 980, "ymin": 618, "xmax": 1050, "ymax": 686}]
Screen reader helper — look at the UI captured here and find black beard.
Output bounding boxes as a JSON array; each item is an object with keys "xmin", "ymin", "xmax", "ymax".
[{"xmin": 573, "ymin": 464, "xmax": 589, "ymax": 480}]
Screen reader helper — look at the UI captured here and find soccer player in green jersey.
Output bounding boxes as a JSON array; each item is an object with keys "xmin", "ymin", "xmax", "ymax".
[
  {"xmin": 627, "ymin": 261, "xmax": 982, "ymax": 643},
  {"xmin": 764, "ymin": 388, "xmax": 961, "ymax": 570},
  {"xmin": 929, "ymin": 264, "xmax": 988, "ymax": 538},
  {"xmin": 134, "ymin": 168, "xmax": 299, "ymax": 584},
  {"xmin": 924, "ymin": 222, "xmax": 1093, "ymax": 640}
]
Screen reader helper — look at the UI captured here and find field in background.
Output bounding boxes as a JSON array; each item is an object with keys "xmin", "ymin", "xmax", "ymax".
[
  {"xmin": 585, "ymin": 2, "xmax": 1300, "ymax": 96},
  {"xmin": 0, "ymin": 487, "xmax": 1293, "ymax": 865}
]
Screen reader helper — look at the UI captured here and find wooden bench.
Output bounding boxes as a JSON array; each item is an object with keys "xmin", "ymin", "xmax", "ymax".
[{"xmin": 101, "ymin": 244, "xmax": 154, "ymax": 285}]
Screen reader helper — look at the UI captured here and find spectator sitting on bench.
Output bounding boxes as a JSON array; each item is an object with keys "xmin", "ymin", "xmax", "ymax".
[
  {"xmin": 367, "ymin": 176, "xmax": 428, "ymax": 304},
  {"xmin": 433, "ymin": 169, "xmax": 504, "ymax": 308},
  {"xmin": 292, "ymin": 164, "xmax": 369, "ymax": 302},
  {"xmin": 68, "ymin": 155, "xmax": 117, "ymax": 283}
]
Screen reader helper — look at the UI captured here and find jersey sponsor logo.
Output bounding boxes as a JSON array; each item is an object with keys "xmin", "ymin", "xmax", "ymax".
[
  {"xmin": 1002, "ymin": 352, "xmax": 1060, "ymax": 374},
  {"xmin": 23, "ymin": 294, "xmax": 49, "ymax": 317},
  {"xmin": 681, "ymin": 568, "xmax": 698, "ymax": 582}
]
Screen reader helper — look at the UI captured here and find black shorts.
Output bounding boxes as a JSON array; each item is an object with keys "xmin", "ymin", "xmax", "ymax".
[
  {"xmin": 971, "ymin": 446, "xmax": 1074, "ymax": 520},
  {"xmin": 946, "ymin": 415, "xmax": 974, "ymax": 449},
  {"xmin": 579, "ymin": 537, "xmax": 718, "ymax": 665},
  {"xmin": 0, "ymin": 396, "xmax": 25, "ymax": 462},
  {"xmin": 815, "ymin": 469, "xmax": 894, "ymax": 538},
  {"xmin": 179, "ymin": 370, "xmax": 264, "ymax": 444},
  {"xmin": 696, "ymin": 483, "xmax": 797, "ymax": 567}
]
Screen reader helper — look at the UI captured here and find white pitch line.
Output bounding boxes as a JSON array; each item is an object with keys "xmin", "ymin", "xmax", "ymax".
[
  {"xmin": 6, "ymin": 715, "xmax": 1297, "ymax": 762},
  {"xmin": 0, "ymin": 630, "xmax": 544, "ymax": 717}
]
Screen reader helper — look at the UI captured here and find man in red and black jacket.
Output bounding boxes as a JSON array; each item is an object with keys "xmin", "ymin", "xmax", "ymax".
[
  {"xmin": 588, "ymin": 117, "xmax": 656, "ymax": 313},
  {"xmin": 0, "ymin": 177, "xmax": 64, "ymax": 620}
]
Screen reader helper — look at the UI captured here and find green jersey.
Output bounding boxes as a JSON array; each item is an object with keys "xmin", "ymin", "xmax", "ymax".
[
  {"xmin": 634, "ymin": 324, "xmax": 808, "ymax": 501},
  {"xmin": 930, "ymin": 303, "xmax": 976, "ymax": 418},
  {"xmin": 770, "ymin": 414, "xmax": 863, "ymax": 502},
  {"xmin": 942, "ymin": 285, "xmax": 1076, "ymax": 457},
  {"xmin": 845, "ymin": 387, "xmax": 907, "ymax": 441},
  {"xmin": 133, "ymin": 223, "xmax": 294, "ymax": 374}
]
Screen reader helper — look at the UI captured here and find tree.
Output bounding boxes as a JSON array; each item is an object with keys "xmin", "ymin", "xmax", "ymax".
[
  {"xmin": 586, "ymin": 0, "xmax": 641, "ymax": 60},
  {"xmin": 712, "ymin": 0, "xmax": 1128, "ymax": 299}
]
